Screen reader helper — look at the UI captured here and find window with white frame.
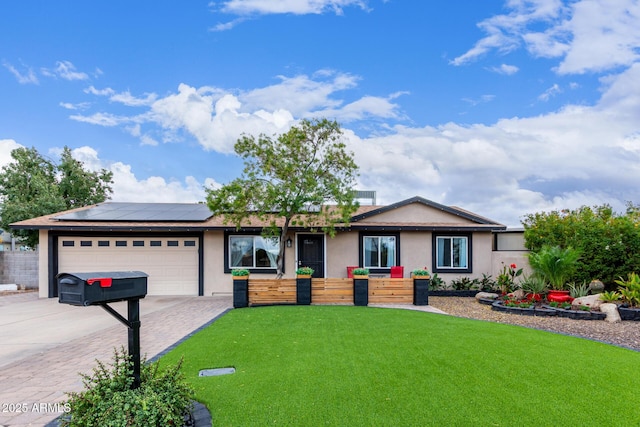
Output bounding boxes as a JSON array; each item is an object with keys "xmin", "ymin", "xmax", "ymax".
[
  {"xmin": 363, "ymin": 235, "xmax": 396, "ymax": 268},
  {"xmin": 229, "ymin": 235, "xmax": 279, "ymax": 269},
  {"xmin": 435, "ymin": 235, "xmax": 469, "ymax": 270}
]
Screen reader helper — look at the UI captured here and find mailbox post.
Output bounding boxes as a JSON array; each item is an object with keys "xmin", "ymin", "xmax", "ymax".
[{"xmin": 57, "ymin": 271, "xmax": 148, "ymax": 389}]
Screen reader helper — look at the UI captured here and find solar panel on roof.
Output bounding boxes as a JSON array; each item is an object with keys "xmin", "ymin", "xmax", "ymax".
[{"xmin": 54, "ymin": 203, "xmax": 213, "ymax": 222}]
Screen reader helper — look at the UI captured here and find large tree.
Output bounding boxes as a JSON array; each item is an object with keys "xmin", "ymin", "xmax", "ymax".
[
  {"xmin": 206, "ymin": 118, "xmax": 359, "ymax": 277},
  {"xmin": 0, "ymin": 146, "xmax": 113, "ymax": 248}
]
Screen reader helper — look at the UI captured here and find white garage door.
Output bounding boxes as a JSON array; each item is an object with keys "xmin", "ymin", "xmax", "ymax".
[{"xmin": 58, "ymin": 236, "xmax": 199, "ymax": 296}]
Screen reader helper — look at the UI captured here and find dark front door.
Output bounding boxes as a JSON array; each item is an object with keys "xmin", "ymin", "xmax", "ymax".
[{"xmin": 297, "ymin": 235, "xmax": 324, "ymax": 278}]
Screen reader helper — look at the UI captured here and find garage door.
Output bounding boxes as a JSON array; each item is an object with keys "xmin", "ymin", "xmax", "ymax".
[{"xmin": 58, "ymin": 236, "xmax": 199, "ymax": 296}]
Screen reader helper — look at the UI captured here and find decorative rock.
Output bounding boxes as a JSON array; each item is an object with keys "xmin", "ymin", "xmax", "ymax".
[
  {"xmin": 475, "ymin": 292, "xmax": 499, "ymax": 301},
  {"xmin": 508, "ymin": 289, "xmax": 525, "ymax": 300},
  {"xmin": 600, "ymin": 303, "xmax": 621, "ymax": 323},
  {"xmin": 572, "ymin": 294, "xmax": 603, "ymax": 309},
  {"xmin": 588, "ymin": 280, "xmax": 605, "ymax": 293}
]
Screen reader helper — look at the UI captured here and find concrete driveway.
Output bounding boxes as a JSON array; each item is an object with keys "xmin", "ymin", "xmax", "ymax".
[{"xmin": 0, "ymin": 292, "xmax": 232, "ymax": 427}]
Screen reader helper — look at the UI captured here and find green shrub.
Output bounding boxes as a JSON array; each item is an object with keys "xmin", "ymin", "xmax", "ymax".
[
  {"xmin": 615, "ymin": 272, "xmax": 640, "ymax": 307},
  {"xmin": 599, "ymin": 291, "xmax": 621, "ymax": 303},
  {"xmin": 61, "ymin": 347, "xmax": 193, "ymax": 427},
  {"xmin": 352, "ymin": 268, "xmax": 369, "ymax": 276},
  {"xmin": 522, "ymin": 204, "xmax": 640, "ymax": 287},
  {"xmin": 450, "ymin": 277, "xmax": 480, "ymax": 290},
  {"xmin": 429, "ymin": 273, "xmax": 445, "ymax": 290}
]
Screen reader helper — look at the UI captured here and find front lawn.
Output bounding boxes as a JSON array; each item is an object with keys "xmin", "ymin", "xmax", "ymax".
[{"xmin": 160, "ymin": 306, "xmax": 640, "ymax": 426}]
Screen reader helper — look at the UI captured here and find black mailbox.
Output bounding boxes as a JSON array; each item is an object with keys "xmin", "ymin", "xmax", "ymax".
[{"xmin": 57, "ymin": 271, "xmax": 148, "ymax": 306}]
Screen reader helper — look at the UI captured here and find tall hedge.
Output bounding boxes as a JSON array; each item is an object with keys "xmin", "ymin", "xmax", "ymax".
[{"xmin": 522, "ymin": 204, "xmax": 640, "ymax": 287}]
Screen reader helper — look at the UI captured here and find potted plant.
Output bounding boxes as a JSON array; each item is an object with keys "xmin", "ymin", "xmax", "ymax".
[
  {"xmin": 352, "ymin": 268, "xmax": 369, "ymax": 306},
  {"xmin": 231, "ymin": 268, "xmax": 250, "ymax": 280},
  {"xmin": 615, "ymin": 272, "xmax": 640, "ymax": 320},
  {"xmin": 231, "ymin": 269, "xmax": 250, "ymax": 308},
  {"xmin": 412, "ymin": 268, "xmax": 430, "ymax": 279},
  {"xmin": 295, "ymin": 267, "xmax": 314, "ymax": 305},
  {"xmin": 528, "ymin": 245, "xmax": 580, "ymax": 303},
  {"xmin": 412, "ymin": 269, "xmax": 430, "ymax": 306},
  {"xmin": 352, "ymin": 268, "xmax": 369, "ymax": 279},
  {"xmin": 295, "ymin": 266, "xmax": 314, "ymax": 278}
]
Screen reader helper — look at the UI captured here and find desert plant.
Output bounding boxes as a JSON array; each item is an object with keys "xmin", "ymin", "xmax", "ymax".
[
  {"xmin": 599, "ymin": 291, "xmax": 621, "ymax": 303},
  {"xmin": 296, "ymin": 266, "xmax": 314, "ymax": 276},
  {"xmin": 231, "ymin": 268, "xmax": 250, "ymax": 276},
  {"xmin": 61, "ymin": 347, "xmax": 193, "ymax": 427},
  {"xmin": 528, "ymin": 245, "xmax": 581, "ymax": 290},
  {"xmin": 519, "ymin": 274, "xmax": 547, "ymax": 295},
  {"xmin": 614, "ymin": 272, "xmax": 640, "ymax": 307},
  {"xmin": 568, "ymin": 281, "xmax": 590, "ymax": 298}
]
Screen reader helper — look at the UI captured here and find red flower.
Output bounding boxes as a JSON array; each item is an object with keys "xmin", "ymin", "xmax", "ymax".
[{"xmin": 510, "ymin": 263, "xmax": 517, "ymax": 269}]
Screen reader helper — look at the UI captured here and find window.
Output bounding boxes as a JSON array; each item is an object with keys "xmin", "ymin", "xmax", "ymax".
[
  {"xmin": 80, "ymin": 241, "xmax": 92, "ymax": 247},
  {"xmin": 434, "ymin": 235, "xmax": 471, "ymax": 272},
  {"xmin": 360, "ymin": 234, "xmax": 399, "ymax": 270},
  {"xmin": 98, "ymin": 241, "xmax": 110, "ymax": 247},
  {"xmin": 133, "ymin": 241, "xmax": 144, "ymax": 247},
  {"xmin": 229, "ymin": 235, "xmax": 279, "ymax": 269}
]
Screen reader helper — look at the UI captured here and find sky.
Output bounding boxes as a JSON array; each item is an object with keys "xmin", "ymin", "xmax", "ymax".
[{"xmin": 1, "ymin": 0, "xmax": 640, "ymax": 227}]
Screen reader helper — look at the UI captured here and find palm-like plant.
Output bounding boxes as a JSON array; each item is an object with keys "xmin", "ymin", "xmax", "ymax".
[{"xmin": 527, "ymin": 245, "xmax": 581, "ymax": 290}]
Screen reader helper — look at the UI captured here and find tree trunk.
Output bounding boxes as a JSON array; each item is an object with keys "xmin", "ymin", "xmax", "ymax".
[{"xmin": 275, "ymin": 217, "xmax": 291, "ymax": 279}]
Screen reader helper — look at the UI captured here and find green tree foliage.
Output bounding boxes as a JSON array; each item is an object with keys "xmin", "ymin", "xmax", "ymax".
[
  {"xmin": 522, "ymin": 204, "xmax": 640, "ymax": 286},
  {"xmin": 206, "ymin": 118, "xmax": 359, "ymax": 277},
  {"xmin": 0, "ymin": 146, "xmax": 113, "ymax": 248}
]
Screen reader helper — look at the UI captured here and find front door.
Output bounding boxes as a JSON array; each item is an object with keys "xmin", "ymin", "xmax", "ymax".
[{"xmin": 297, "ymin": 235, "xmax": 324, "ymax": 278}]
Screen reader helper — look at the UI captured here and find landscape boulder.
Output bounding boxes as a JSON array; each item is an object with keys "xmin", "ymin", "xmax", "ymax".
[
  {"xmin": 572, "ymin": 294, "xmax": 603, "ymax": 310},
  {"xmin": 600, "ymin": 303, "xmax": 621, "ymax": 323},
  {"xmin": 475, "ymin": 292, "xmax": 499, "ymax": 301}
]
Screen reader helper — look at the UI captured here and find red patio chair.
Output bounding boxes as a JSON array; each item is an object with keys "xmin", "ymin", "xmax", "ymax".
[
  {"xmin": 347, "ymin": 266, "xmax": 358, "ymax": 278},
  {"xmin": 390, "ymin": 266, "xmax": 404, "ymax": 278}
]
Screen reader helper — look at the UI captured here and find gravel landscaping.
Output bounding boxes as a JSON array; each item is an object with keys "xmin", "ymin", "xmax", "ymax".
[{"xmin": 429, "ymin": 296, "xmax": 640, "ymax": 352}]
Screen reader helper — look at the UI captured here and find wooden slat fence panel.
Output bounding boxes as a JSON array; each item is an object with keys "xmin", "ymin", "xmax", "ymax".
[
  {"xmin": 247, "ymin": 277, "xmax": 416, "ymax": 305},
  {"xmin": 369, "ymin": 278, "xmax": 413, "ymax": 304},
  {"xmin": 312, "ymin": 278, "xmax": 353, "ymax": 304},
  {"xmin": 249, "ymin": 279, "xmax": 297, "ymax": 305}
]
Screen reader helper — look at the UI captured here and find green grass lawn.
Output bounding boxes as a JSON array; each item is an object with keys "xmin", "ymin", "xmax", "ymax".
[{"xmin": 160, "ymin": 306, "xmax": 640, "ymax": 426}]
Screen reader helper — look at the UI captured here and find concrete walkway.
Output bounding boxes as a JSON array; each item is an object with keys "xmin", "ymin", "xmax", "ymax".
[{"xmin": 0, "ymin": 293, "xmax": 445, "ymax": 427}]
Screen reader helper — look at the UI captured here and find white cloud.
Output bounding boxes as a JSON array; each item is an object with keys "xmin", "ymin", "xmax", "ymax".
[
  {"xmin": 42, "ymin": 61, "xmax": 89, "ymax": 81},
  {"xmin": 490, "ymin": 63, "xmax": 520, "ymax": 75},
  {"xmin": 60, "ymin": 146, "xmax": 215, "ymax": 203},
  {"xmin": 345, "ymin": 63, "xmax": 640, "ymax": 226},
  {"xmin": 453, "ymin": 0, "xmax": 640, "ymax": 75},
  {"xmin": 538, "ymin": 83, "xmax": 562, "ymax": 101},
  {"xmin": 216, "ymin": 0, "xmax": 369, "ymax": 16},
  {"xmin": 76, "ymin": 71, "xmax": 401, "ymax": 152},
  {"xmin": 0, "ymin": 139, "xmax": 23, "ymax": 167},
  {"xmin": 59, "ymin": 101, "xmax": 91, "ymax": 110},
  {"xmin": 3, "ymin": 61, "xmax": 39, "ymax": 84}
]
